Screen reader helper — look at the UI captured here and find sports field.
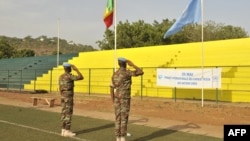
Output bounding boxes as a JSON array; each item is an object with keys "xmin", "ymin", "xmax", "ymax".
[
  {"xmin": 0, "ymin": 91, "xmax": 249, "ymax": 141},
  {"xmin": 0, "ymin": 104, "xmax": 221, "ymax": 141}
]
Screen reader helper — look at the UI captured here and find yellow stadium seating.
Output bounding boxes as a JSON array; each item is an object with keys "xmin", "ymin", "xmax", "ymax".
[{"xmin": 24, "ymin": 38, "xmax": 250, "ymax": 102}]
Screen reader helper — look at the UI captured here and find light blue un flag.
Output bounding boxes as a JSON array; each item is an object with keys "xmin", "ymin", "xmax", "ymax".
[{"xmin": 163, "ymin": 0, "xmax": 201, "ymax": 38}]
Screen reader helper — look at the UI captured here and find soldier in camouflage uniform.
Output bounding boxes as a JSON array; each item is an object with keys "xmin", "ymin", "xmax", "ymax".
[
  {"xmin": 59, "ymin": 63, "xmax": 83, "ymax": 137},
  {"xmin": 110, "ymin": 57, "xmax": 144, "ymax": 141}
]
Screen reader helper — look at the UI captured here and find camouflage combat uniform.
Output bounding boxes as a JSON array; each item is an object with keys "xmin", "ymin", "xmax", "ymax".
[
  {"xmin": 59, "ymin": 72, "xmax": 79, "ymax": 130},
  {"xmin": 111, "ymin": 67, "xmax": 138, "ymax": 137}
]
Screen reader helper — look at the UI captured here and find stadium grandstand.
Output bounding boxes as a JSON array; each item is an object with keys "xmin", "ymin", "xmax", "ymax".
[
  {"xmin": 0, "ymin": 38, "xmax": 249, "ymax": 102},
  {"xmin": 0, "ymin": 53, "xmax": 78, "ymax": 89}
]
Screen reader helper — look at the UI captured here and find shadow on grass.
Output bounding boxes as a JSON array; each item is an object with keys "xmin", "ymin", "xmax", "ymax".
[
  {"xmin": 75, "ymin": 123, "xmax": 114, "ymax": 135},
  {"xmin": 133, "ymin": 123, "xmax": 200, "ymax": 141},
  {"xmin": 74, "ymin": 116, "xmax": 200, "ymax": 141},
  {"xmin": 129, "ymin": 116, "xmax": 149, "ymax": 124},
  {"xmin": 74, "ymin": 117, "xmax": 149, "ymax": 136}
]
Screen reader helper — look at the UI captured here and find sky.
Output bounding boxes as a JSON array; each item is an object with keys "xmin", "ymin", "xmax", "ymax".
[{"xmin": 0, "ymin": 0, "xmax": 249, "ymax": 49}]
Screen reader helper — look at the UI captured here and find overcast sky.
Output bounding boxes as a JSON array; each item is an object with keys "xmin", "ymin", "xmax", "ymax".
[{"xmin": 0, "ymin": 0, "xmax": 249, "ymax": 49}]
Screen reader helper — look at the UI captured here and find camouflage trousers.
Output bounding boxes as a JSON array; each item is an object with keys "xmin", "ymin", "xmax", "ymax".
[
  {"xmin": 61, "ymin": 94, "xmax": 74, "ymax": 130},
  {"xmin": 114, "ymin": 98, "xmax": 131, "ymax": 137}
]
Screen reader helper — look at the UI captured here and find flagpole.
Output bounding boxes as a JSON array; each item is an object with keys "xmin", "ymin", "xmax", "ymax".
[
  {"xmin": 163, "ymin": 0, "xmax": 203, "ymax": 106},
  {"xmin": 114, "ymin": 0, "xmax": 117, "ymax": 71},
  {"xmin": 57, "ymin": 18, "xmax": 60, "ymax": 94},
  {"xmin": 57, "ymin": 18, "xmax": 60, "ymax": 67},
  {"xmin": 201, "ymin": 0, "xmax": 204, "ymax": 107}
]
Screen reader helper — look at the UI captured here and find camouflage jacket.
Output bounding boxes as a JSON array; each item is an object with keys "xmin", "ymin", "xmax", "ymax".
[
  {"xmin": 111, "ymin": 68, "xmax": 137, "ymax": 98},
  {"xmin": 59, "ymin": 72, "xmax": 79, "ymax": 93}
]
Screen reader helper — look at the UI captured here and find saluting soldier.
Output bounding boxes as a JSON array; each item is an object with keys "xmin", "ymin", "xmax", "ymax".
[
  {"xmin": 59, "ymin": 63, "xmax": 83, "ymax": 137},
  {"xmin": 110, "ymin": 57, "xmax": 144, "ymax": 141}
]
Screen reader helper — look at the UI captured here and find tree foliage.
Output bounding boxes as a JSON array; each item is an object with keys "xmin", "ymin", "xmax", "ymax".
[
  {"xmin": 97, "ymin": 19, "xmax": 249, "ymax": 50},
  {"xmin": 0, "ymin": 38, "xmax": 36, "ymax": 58},
  {"xmin": 0, "ymin": 35, "xmax": 97, "ymax": 59},
  {"xmin": 15, "ymin": 49, "xmax": 36, "ymax": 57},
  {"xmin": 0, "ymin": 39, "xmax": 16, "ymax": 59},
  {"xmin": 0, "ymin": 19, "xmax": 248, "ymax": 58}
]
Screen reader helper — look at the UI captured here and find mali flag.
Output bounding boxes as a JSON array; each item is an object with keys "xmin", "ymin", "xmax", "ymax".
[{"xmin": 103, "ymin": 0, "xmax": 114, "ymax": 28}]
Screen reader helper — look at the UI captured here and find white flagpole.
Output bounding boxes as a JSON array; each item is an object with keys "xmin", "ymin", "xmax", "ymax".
[
  {"xmin": 201, "ymin": 0, "xmax": 204, "ymax": 107},
  {"xmin": 57, "ymin": 18, "xmax": 60, "ymax": 67},
  {"xmin": 114, "ymin": 0, "xmax": 117, "ymax": 71},
  {"xmin": 57, "ymin": 18, "xmax": 60, "ymax": 94}
]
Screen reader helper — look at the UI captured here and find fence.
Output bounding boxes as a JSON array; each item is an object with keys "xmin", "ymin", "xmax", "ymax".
[{"xmin": 0, "ymin": 65, "xmax": 250, "ymax": 103}]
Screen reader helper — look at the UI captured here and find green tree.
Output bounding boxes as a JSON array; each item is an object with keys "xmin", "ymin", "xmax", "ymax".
[
  {"xmin": 0, "ymin": 35, "xmax": 96, "ymax": 57},
  {"xmin": 97, "ymin": 20, "xmax": 171, "ymax": 50},
  {"xmin": 24, "ymin": 35, "xmax": 33, "ymax": 42},
  {"xmin": 0, "ymin": 40, "xmax": 16, "ymax": 59},
  {"xmin": 97, "ymin": 19, "xmax": 248, "ymax": 50},
  {"xmin": 52, "ymin": 51, "xmax": 62, "ymax": 55},
  {"xmin": 203, "ymin": 21, "xmax": 248, "ymax": 41},
  {"xmin": 15, "ymin": 49, "xmax": 35, "ymax": 57},
  {"xmin": 96, "ymin": 29, "xmax": 114, "ymax": 50}
]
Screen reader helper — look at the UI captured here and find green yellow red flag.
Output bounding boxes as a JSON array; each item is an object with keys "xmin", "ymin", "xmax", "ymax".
[{"xmin": 103, "ymin": 0, "xmax": 114, "ymax": 28}]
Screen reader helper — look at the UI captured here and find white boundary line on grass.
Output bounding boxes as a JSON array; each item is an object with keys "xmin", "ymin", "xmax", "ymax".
[{"xmin": 0, "ymin": 119, "xmax": 89, "ymax": 141}]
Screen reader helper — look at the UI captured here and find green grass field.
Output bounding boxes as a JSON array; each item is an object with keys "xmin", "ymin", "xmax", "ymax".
[{"xmin": 0, "ymin": 104, "xmax": 222, "ymax": 141}]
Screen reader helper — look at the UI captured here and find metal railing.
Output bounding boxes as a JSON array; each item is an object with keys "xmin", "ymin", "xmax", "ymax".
[{"xmin": 1, "ymin": 66, "xmax": 250, "ymax": 102}]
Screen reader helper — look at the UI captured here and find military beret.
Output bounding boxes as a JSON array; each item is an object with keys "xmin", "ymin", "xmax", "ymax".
[
  {"xmin": 63, "ymin": 62, "xmax": 71, "ymax": 67},
  {"xmin": 118, "ymin": 57, "xmax": 126, "ymax": 62}
]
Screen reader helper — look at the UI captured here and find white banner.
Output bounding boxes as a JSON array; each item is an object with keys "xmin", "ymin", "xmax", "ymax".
[{"xmin": 157, "ymin": 68, "xmax": 221, "ymax": 88}]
